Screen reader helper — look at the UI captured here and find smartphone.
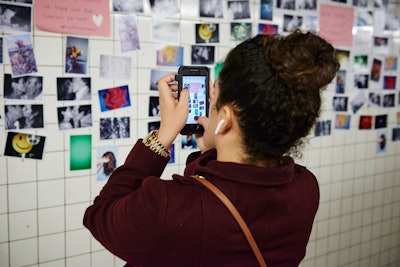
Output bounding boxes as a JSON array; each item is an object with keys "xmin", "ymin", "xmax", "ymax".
[{"xmin": 176, "ymin": 66, "xmax": 209, "ymax": 135}]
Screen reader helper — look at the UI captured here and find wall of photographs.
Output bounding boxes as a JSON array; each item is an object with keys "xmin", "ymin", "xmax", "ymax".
[{"xmin": 0, "ymin": 0, "xmax": 399, "ymax": 266}]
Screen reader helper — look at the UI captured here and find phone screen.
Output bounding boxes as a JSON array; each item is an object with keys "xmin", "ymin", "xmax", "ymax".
[{"xmin": 182, "ymin": 75, "xmax": 207, "ymax": 124}]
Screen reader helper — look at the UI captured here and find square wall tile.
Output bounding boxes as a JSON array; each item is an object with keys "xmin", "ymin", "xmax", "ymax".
[
  {"xmin": 66, "ymin": 229, "xmax": 90, "ymax": 257},
  {"xmin": 66, "ymin": 203, "xmax": 87, "ymax": 231},
  {"xmin": 66, "ymin": 254, "xmax": 90, "ymax": 267},
  {"xmin": 0, "ymin": 243, "xmax": 9, "ymax": 267},
  {"xmin": 0, "ymin": 214, "xmax": 8, "ymax": 242},
  {"xmin": 39, "ymin": 233, "xmax": 65, "ymax": 262},
  {"xmin": 38, "ymin": 206, "xmax": 65, "ymax": 235},
  {"xmin": 7, "ymin": 158, "xmax": 37, "ymax": 184},
  {"xmin": 10, "ymin": 238, "xmax": 38, "ymax": 267},
  {"xmin": 37, "ymin": 152, "xmax": 65, "ymax": 180},
  {"xmin": 38, "ymin": 179, "xmax": 64, "ymax": 208},
  {"xmin": 65, "ymin": 177, "xmax": 90, "ymax": 204},
  {"xmin": 9, "ymin": 210, "xmax": 37, "ymax": 241},
  {"xmin": 91, "ymin": 250, "xmax": 115, "ymax": 267},
  {"xmin": 8, "ymin": 182, "xmax": 37, "ymax": 212}
]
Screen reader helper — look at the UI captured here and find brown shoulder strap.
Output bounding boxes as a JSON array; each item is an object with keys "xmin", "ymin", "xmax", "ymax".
[{"xmin": 192, "ymin": 175, "xmax": 267, "ymax": 267}]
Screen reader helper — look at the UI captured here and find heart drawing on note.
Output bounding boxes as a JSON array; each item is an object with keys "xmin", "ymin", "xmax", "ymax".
[{"xmin": 93, "ymin": 14, "xmax": 103, "ymax": 27}]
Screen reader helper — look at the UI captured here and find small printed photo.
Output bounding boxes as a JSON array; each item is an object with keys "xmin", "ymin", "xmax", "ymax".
[
  {"xmin": 336, "ymin": 70, "xmax": 346, "ymax": 94},
  {"xmin": 373, "ymin": 37, "xmax": 388, "ymax": 54},
  {"xmin": 354, "ymin": 74, "xmax": 369, "ymax": 89},
  {"xmin": 377, "ymin": 130, "xmax": 387, "ymax": 154},
  {"xmin": 112, "ymin": 0, "xmax": 144, "ymax": 13},
  {"xmin": 368, "ymin": 92, "xmax": 381, "ymax": 108},
  {"xmin": 4, "ymin": 132, "xmax": 46, "ymax": 159},
  {"xmin": 99, "ymin": 116, "xmax": 130, "ymax": 140},
  {"xmin": 57, "ymin": 77, "xmax": 91, "ymax": 101},
  {"xmin": 4, "ymin": 104, "xmax": 44, "ymax": 130},
  {"xmin": 350, "ymin": 91, "xmax": 366, "ymax": 114},
  {"xmin": 302, "ymin": 15, "xmax": 318, "ymax": 33},
  {"xmin": 370, "ymin": 58, "xmax": 382, "ymax": 82},
  {"xmin": 384, "ymin": 56, "xmax": 398, "ymax": 71},
  {"xmin": 148, "ymin": 121, "xmax": 160, "ymax": 132},
  {"xmin": 98, "ymin": 85, "xmax": 131, "ymax": 112},
  {"xmin": 196, "ymin": 23, "xmax": 219, "ymax": 43},
  {"xmin": 0, "ymin": 37, "xmax": 3, "ymax": 63},
  {"xmin": 335, "ymin": 49, "xmax": 350, "ymax": 70},
  {"xmin": 156, "ymin": 45, "xmax": 184, "ymax": 67},
  {"xmin": 116, "ymin": 14, "xmax": 140, "ymax": 52},
  {"xmin": 5, "ymin": 33, "xmax": 37, "ymax": 77},
  {"xmin": 374, "ymin": 114, "xmax": 387, "ymax": 129},
  {"xmin": 333, "ymin": 96, "xmax": 348, "ymax": 112},
  {"xmin": 276, "ymin": 0, "xmax": 295, "ymax": 9},
  {"xmin": 70, "ymin": 134, "xmax": 92, "ymax": 171},
  {"xmin": 230, "ymin": 22, "xmax": 251, "ymax": 42},
  {"xmin": 150, "ymin": 0, "xmax": 180, "ymax": 20},
  {"xmin": 191, "ymin": 45, "xmax": 215, "ymax": 65},
  {"xmin": 385, "ymin": 14, "xmax": 399, "ymax": 31},
  {"xmin": 99, "ymin": 55, "xmax": 132, "ymax": 80},
  {"xmin": 353, "ymin": 0, "xmax": 368, "ymax": 7},
  {"xmin": 65, "ymin": 36, "xmax": 88, "ymax": 75},
  {"xmin": 260, "ymin": 0, "xmax": 273, "ymax": 20},
  {"xmin": 227, "ymin": 0, "xmax": 251, "ymax": 20},
  {"xmin": 355, "ymin": 9, "xmax": 373, "ymax": 26},
  {"xmin": 57, "ymin": 105, "xmax": 92, "ymax": 130},
  {"xmin": 152, "ymin": 21, "xmax": 180, "ymax": 44},
  {"xmin": 383, "ymin": 75, "xmax": 396, "ymax": 90},
  {"xmin": 382, "ymin": 94, "xmax": 395, "ymax": 108},
  {"xmin": 97, "ymin": 145, "xmax": 118, "ymax": 181},
  {"xmin": 149, "ymin": 96, "xmax": 160, "ymax": 117},
  {"xmin": 258, "ymin": 23, "xmax": 278, "ymax": 35},
  {"xmin": 283, "ymin": 15, "xmax": 303, "ymax": 32},
  {"xmin": 199, "ymin": 0, "xmax": 223, "ymax": 18},
  {"xmin": 182, "ymin": 134, "xmax": 197, "ymax": 149},
  {"xmin": 353, "ymin": 55, "xmax": 368, "ymax": 72},
  {"xmin": 168, "ymin": 144, "xmax": 175, "ymax": 164},
  {"xmin": 359, "ymin": 115, "xmax": 373, "ymax": 130},
  {"xmin": 335, "ymin": 114, "xmax": 351, "ymax": 130},
  {"xmin": 0, "ymin": 3, "xmax": 32, "ymax": 33},
  {"xmin": 314, "ymin": 120, "xmax": 331, "ymax": 137},
  {"xmin": 150, "ymin": 69, "xmax": 173, "ymax": 91},
  {"xmin": 392, "ymin": 128, "xmax": 400, "ymax": 141},
  {"xmin": 297, "ymin": 0, "xmax": 316, "ymax": 9},
  {"xmin": 4, "ymin": 74, "xmax": 43, "ymax": 100}
]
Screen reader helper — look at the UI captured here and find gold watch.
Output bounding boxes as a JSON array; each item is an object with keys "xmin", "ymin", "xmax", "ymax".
[{"xmin": 142, "ymin": 130, "xmax": 170, "ymax": 158}]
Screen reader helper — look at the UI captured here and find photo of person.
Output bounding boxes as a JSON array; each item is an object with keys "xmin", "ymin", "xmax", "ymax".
[
  {"xmin": 354, "ymin": 74, "xmax": 369, "ymax": 89},
  {"xmin": 113, "ymin": 0, "xmax": 144, "ymax": 13},
  {"xmin": 98, "ymin": 85, "xmax": 131, "ymax": 112},
  {"xmin": 392, "ymin": 128, "xmax": 400, "ymax": 141},
  {"xmin": 4, "ymin": 104, "xmax": 44, "ymax": 130},
  {"xmin": 57, "ymin": 105, "xmax": 92, "ymax": 130},
  {"xmin": 4, "ymin": 33, "xmax": 37, "ymax": 76},
  {"xmin": 283, "ymin": 15, "xmax": 303, "ymax": 32},
  {"xmin": 196, "ymin": 23, "xmax": 219, "ymax": 43},
  {"xmin": 191, "ymin": 45, "xmax": 215, "ymax": 65},
  {"xmin": 227, "ymin": 0, "xmax": 251, "ymax": 20},
  {"xmin": 377, "ymin": 130, "xmax": 387, "ymax": 153},
  {"xmin": 199, "ymin": 0, "xmax": 223, "ymax": 18},
  {"xmin": 97, "ymin": 146, "xmax": 118, "ymax": 181},
  {"xmin": 149, "ymin": 0, "xmax": 180, "ymax": 20},
  {"xmin": 57, "ymin": 77, "xmax": 91, "ymax": 101},
  {"xmin": 148, "ymin": 121, "xmax": 160, "ymax": 132},
  {"xmin": 0, "ymin": 3, "xmax": 31, "ymax": 33},
  {"xmin": 297, "ymin": 0, "xmax": 316, "ymax": 9},
  {"xmin": 336, "ymin": 70, "xmax": 346, "ymax": 94},
  {"xmin": 116, "ymin": 14, "xmax": 140, "ymax": 52},
  {"xmin": 65, "ymin": 36, "xmax": 88, "ymax": 74},
  {"xmin": 149, "ymin": 96, "xmax": 160, "ymax": 117},
  {"xmin": 277, "ymin": 0, "xmax": 295, "ymax": 9},
  {"xmin": 4, "ymin": 74, "xmax": 43, "ymax": 100},
  {"xmin": 333, "ymin": 96, "xmax": 348, "ymax": 112},
  {"xmin": 99, "ymin": 116, "xmax": 130, "ymax": 140},
  {"xmin": 314, "ymin": 120, "xmax": 331, "ymax": 136},
  {"xmin": 368, "ymin": 92, "xmax": 381, "ymax": 108},
  {"xmin": 4, "ymin": 132, "xmax": 45, "ymax": 159},
  {"xmin": 182, "ymin": 134, "xmax": 197, "ymax": 149},
  {"xmin": 370, "ymin": 58, "xmax": 382, "ymax": 81}
]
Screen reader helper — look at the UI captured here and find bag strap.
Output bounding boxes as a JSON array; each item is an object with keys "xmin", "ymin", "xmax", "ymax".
[{"xmin": 191, "ymin": 175, "xmax": 267, "ymax": 267}]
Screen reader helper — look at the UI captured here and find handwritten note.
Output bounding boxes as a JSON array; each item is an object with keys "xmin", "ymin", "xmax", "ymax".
[
  {"xmin": 34, "ymin": 0, "xmax": 110, "ymax": 37},
  {"xmin": 319, "ymin": 4, "xmax": 354, "ymax": 48}
]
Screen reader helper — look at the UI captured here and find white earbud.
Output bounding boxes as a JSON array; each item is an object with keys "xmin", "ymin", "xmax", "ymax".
[{"xmin": 214, "ymin": 119, "xmax": 225, "ymax": 135}]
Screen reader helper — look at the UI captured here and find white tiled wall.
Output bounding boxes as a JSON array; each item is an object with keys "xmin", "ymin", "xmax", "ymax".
[{"xmin": 1, "ymin": 0, "xmax": 399, "ymax": 266}]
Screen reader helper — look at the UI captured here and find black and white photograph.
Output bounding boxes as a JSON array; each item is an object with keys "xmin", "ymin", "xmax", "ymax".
[
  {"xmin": 227, "ymin": 0, "xmax": 251, "ymax": 20},
  {"xmin": 4, "ymin": 74, "xmax": 43, "ymax": 100},
  {"xmin": 314, "ymin": 120, "xmax": 331, "ymax": 137},
  {"xmin": 99, "ymin": 116, "xmax": 130, "ymax": 140},
  {"xmin": 199, "ymin": 0, "xmax": 223, "ymax": 18},
  {"xmin": 382, "ymin": 94, "xmax": 395, "ymax": 108},
  {"xmin": 57, "ymin": 105, "xmax": 92, "ymax": 130},
  {"xmin": 149, "ymin": 96, "xmax": 160, "ymax": 117},
  {"xmin": 113, "ymin": 0, "xmax": 144, "ymax": 13},
  {"xmin": 4, "ymin": 104, "xmax": 44, "ymax": 130},
  {"xmin": 99, "ymin": 55, "xmax": 132, "ymax": 80},
  {"xmin": 283, "ymin": 15, "xmax": 303, "ymax": 32},
  {"xmin": 333, "ymin": 96, "xmax": 348, "ymax": 112},
  {"xmin": 368, "ymin": 92, "xmax": 381, "ymax": 108},
  {"xmin": 297, "ymin": 0, "xmax": 316, "ymax": 10},
  {"xmin": 149, "ymin": 0, "xmax": 180, "ymax": 20},
  {"xmin": 354, "ymin": 74, "xmax": 369, "ymax": 89},
  {"xmin": 277, "ymin": 0, "xmax": 295, "ymax": 10},
  {"xmin": 150, "ymin": 69, "xmax": 172, "ymax": 91},
  {"xmin": 191, "ymin": 45, "xmax": 215, "ymax": 65},
  {"xmin": 57, "ymin": 77, "xmax": 91, "ymax": 101},
  {"xmin": 0, "ymin": 3, "xmax": 32, "ymax": 33}
]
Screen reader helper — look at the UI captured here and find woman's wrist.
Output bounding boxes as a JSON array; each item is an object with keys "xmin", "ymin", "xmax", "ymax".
[{"xmin": 142, "ymin": 130, "xmax": 170, "ymax": 158}]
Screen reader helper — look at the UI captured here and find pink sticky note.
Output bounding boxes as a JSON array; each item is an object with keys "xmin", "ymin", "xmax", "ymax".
[
  {"xmin": 319, "ymin": 4, "xmax": 354, "ymax": 48},
  {"xmin": 34, "ymin": 0, "xmax": 110, "ymax": 37}
]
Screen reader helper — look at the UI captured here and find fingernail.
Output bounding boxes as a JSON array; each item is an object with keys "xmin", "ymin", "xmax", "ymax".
[{"xmin": 194, "ymin": 116, "xmax": 199, "ymax": 121}]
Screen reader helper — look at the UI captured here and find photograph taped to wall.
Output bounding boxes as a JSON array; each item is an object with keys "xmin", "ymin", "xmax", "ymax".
[
  {"xmin": 368, "ymin": 92, "xmax": 381, "ymax": 108},
  {"xmin": 230, "ymin": 22, "xmax": 251, "ymax": 41},
  {"xmin": 333, "ymin": 96, "xmax": 348, "ymax": 112},
  {"xmin": 314, "ymin": 120, "xmax": 331, "ymax": 137},
  {"xmin": 98, "ymin": 85, "xmax": 131, "ymax": 112},
  {"xmin": 302, "ymin": 15, "xmax": 318, "ymax": 33},
  {"xmin": 148, "ymin": 121, "xmax": 160, "ymax": 132},
  {"xmin": 150, "ymin": 69, "xmax": 173, "ymax": 91},
  {"xmin": 5, "ymin": 33, "xmax": 37, "ymax": 77},
  {"xmin": 149, "ymin": 96, "xmax": 160, "ymax": 117},
  {"xmin": 0, "ymin": 37, "xmax": 3, "ymax": 63},
  {"xmin": 196, "ymin": 23, "xmax": 219, "ymax": 43},
  {"xmin": 4, "ymin": 74, "xmax": 43, "ymax": 100},
  {"xmin": 99, "ymin": 116, "xmax": 130, "ymax": 140},
  {"xmin": 335, "ymin": 70, "xmax": 346, "ymax": 94},
  {"xmin": 112, "ymin": 0, "xmax": 144, "ymax": 13},
  {"xmin": 377, "ymin": 129, "xmax": 387, "ymax": 154},
  {"xmin": 156, "ymin": 45, "xmax": 183, "ymax": 67},
  {"xmin": 350, "ymin": 91, "xmax": 366, "ymax": 114},
  {"xmin": 57, "ymin": 105, "xmax": 92, "ymax": 130},
  {"xmin": 276, "ymin": 0, "xmax": 295, "ymax": 10},
  {"xmin": 370, "ymin": 58, "xmax": 382, "ymax": 82},
  {"xmin": 392, "ymin": 128, "xmax": 400, "ymax": 141},
  {"xmin": 384, "ymin": 56, "xmax": 398, "ymax": 71},
  {"xmin": 57, "ymin": 77, "xmax": 91, "ymax": 101},
  {"xmin": 116, "ymin": 14, "xmax": 140, "ymax": 52},
  {"xmin": 227, "ymin": 0, "xmax": 251, "ymax": 20},
  {"xmin": 258, "ymin": 23, "xmax": 278, "ymax": 35},
  {"xmin": 152, "ymin": 21, "xmax": 180, "ymax": 44},
  {"xmin": 382, "ymin": 93, "xmax": 395, "ymax": 108},
  {"xmin": 168, "ymin": 144, "xmax": 175, "ymax": 164},
  {"xmin": 297, "ymin": 0, "xmax": 316, "ymax": 10},
  {"xmin": 335, "ymin": 49, "xmax": 350, "ymax": 70},
  {"xmin": 4, "ymin": 104, "xmax": 44, "ymax": 130},
  {"xmin": 335, "ymin": 114, "xmax": 351, "ymax": 130},
  {"xmin": 99, "ymin": 55, "xmax": 132, "ymax": 80},
  {"xmin": 199, "ymin": 0, "xmax": 223, "ymax": 18},
  {"xmin": 359, "ymin": 115, "xmax": 373, "ymax": 130},
  {"xmin": 150, "ymin": 0, "xmax": 180, "ymax": 21},
  {"xmin": 65, "ymin": 36, "xmax": 88, "ymax": 75},
  {"xmin": 4, "ymin": 131, "xmax": 46, "ymax": 159},
  {"xmin": 70, "ymin": 134, "xmax": 92, "ymax": 171},
  {"xmin": 0, "ymin": 2, "xmax": 32, "ymax": 33},
  {"xmin": 283, "ymin": 15, "xmax": 303, "ymax": 32},
  {"xmin": 182, "ymin": 134, "xmax": 197, "ymax": 150},
  {"xmin": 383, "ymin": 75, "xmax": 396, "ymax": 90},
  {"xmin": 375, "ymin": 114, "xmax": 387, "ymax": 129},
  {"xmin": 191, "ymin": 45, "xmax": 215, "ymax": 65},
  {"xmin": 97, "ymin": 145, "xmax": 118, "ymax": 181},
  {"xmin": 354, "ymin": 74, "xmax": 369, "ymax": 89},
  {"xmin": 260, "ymin": 0, "xmax": 273, "ymax": 20}
]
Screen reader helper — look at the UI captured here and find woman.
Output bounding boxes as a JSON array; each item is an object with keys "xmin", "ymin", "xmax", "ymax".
[{"xmin": 84, "ymin": 30, "xmax": 340, "ymax": 266}]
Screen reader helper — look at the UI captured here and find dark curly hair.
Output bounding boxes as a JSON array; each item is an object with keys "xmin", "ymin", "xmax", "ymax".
[{"xmin": 217, "ymin": 29, "xmax": 340, "ymax": 164}]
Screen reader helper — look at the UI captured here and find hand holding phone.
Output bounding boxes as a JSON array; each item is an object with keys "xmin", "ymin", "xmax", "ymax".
[{"xmin": 176, "ymin": 66, "xmax": 210, "ymax": 135}]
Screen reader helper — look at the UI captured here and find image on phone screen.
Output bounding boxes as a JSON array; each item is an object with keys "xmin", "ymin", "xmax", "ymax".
[{"xmin": 182, "ymin": 75, "xmax": 207, "ymax": 124}]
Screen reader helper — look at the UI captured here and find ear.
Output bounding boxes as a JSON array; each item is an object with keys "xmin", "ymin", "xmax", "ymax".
[{"xmin": 217, "ymin": 105, "xmax": 234, "ymax": 134}]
